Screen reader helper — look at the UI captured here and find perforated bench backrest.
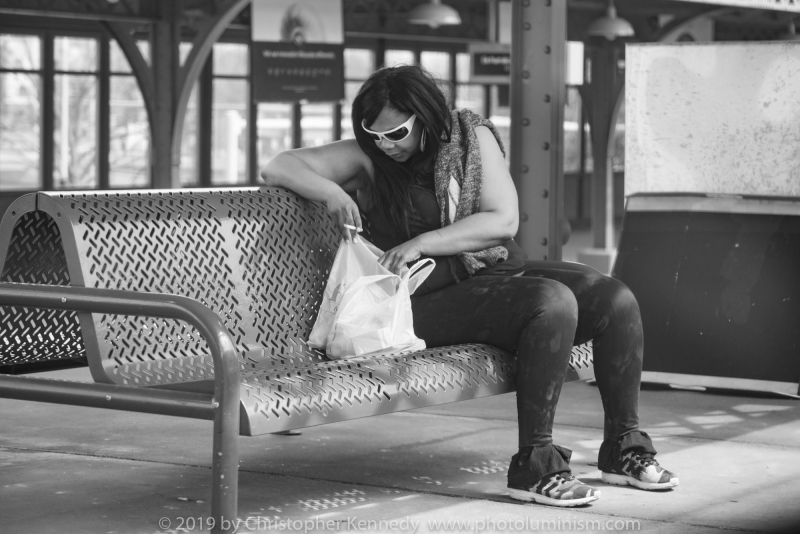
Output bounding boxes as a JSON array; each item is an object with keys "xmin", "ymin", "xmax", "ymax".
[
  {"xmin": 0, "ymin": 208, "xmax": 85, "ymax": 368},
  {"xmin": 0, "ymin": 188, "xmax": 340, "ymax": 385}
]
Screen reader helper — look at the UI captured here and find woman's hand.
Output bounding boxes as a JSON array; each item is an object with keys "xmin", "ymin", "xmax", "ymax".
[
  {"xmin": 326, "ymin": 189, "xmax": 362, "ymax": 243},
  {"xmin": 379, "ymin": 238, "xmax": 423, "ymax": 274}
]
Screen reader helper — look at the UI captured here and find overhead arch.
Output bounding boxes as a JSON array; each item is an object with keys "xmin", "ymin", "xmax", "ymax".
[
  {"xmin": 100, "ymin": 21, "xmax": 156, "ymax": 152},
  {"xmin": 169, "ymin": 0, "xmax": 253, "ymax": 182}
]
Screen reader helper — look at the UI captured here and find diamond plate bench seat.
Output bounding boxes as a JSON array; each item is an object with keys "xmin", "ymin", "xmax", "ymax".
[{"xmin": 0, "ymin": 187, "xmax": 594, "ymax": 530}]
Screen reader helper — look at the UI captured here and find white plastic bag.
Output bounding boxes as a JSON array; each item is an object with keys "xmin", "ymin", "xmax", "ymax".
[{"xmin": 308, "ymin": 238, "xmax": 435, "ymax": 360}]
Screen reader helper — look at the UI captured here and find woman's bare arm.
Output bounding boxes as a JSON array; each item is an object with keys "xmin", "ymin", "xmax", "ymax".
[
  {"xmin": 379, "ymin": 126, "xmax": 519, "ymax": 272},
  {"xmin": 261, "ymin": 140, "xmax": 372, "ymax": 242}
]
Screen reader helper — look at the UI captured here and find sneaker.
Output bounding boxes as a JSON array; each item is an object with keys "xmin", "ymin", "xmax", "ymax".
[
  {"xmin": 508, "ymin": 471, "xmax": 600, "ymax": 507},
  {"xmin": 601, "ymin": 450, "xmax": 679, "ymax": 490}
]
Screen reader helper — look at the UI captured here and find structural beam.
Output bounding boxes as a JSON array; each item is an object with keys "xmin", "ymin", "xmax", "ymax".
[
  {"xmin": 589, "ymin": 40, "xmax": 616, "ymax": 251},
  {"xmin": 171, "ymin": 0, "xmax": 252, "ymax": 187},
  {"xmin": 151, "ymin": 0, "xmax": 181, "ymax": 188},
  {"xmin": 509, "ymin": 0, "xmax": 567, "ymax": 261},
  {"xmin": 102, "ymin": 21, "xmax": 157, "ymax": 149},
  {"xmin": 510, "ymin": 0, "xmax": 567, "ymax": 260}
]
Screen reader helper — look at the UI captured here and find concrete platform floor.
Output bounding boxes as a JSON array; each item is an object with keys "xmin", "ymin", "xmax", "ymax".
[{"xmin": 2, "ymin": 365, "xmax": 799, "ymax": 534}]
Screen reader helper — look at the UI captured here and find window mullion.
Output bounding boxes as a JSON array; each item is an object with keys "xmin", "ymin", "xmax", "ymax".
[
  {"xmin": 42, "ymin": 31, "xmax": 54, "ymax": 190},
  {"xmin": 198, "ymin": 53, "xmax": 213, "ymax": 188},
  {"xmin": 99, "ymin": 34, "xmax": 110, "ymax": 189}
]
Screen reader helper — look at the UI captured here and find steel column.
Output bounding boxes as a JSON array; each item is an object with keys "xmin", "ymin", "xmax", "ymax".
[
  {"xmin": 588, "ymin": 40, "xmax": 623, "ymax": 250},
  {"xmin": 98, "ymin": 33, "xmax": 110, "ymax": 189},
  {"xmin": 509, "ymin": 0, "xmax": 567, "ymax": 261},
  {"xmin": 151, "ymin": 0, "xmax": 181, "ymax": 188},
  {"xmin": 198, "ymin": 55, "xmax": 214, "ymax": 187}
]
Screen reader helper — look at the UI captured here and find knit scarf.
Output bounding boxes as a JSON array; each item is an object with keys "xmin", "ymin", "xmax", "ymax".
[{"xmin": 434, "ymin": 109, "xmax": 509, "ymax": 275}]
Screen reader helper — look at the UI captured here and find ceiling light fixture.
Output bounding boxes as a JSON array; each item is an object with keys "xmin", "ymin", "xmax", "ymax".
[
  {"xmin": 407, "ymin": 0, "xmax": 462, "ymax": 29},
  {"xmin": 587, "ymin": 0, "xmax": 635, "ymax": 40}
]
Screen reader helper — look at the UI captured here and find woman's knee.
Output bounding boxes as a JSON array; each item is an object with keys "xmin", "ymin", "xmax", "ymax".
[
  {"xmin": 602, "ymin": 278, "xmax": 640, "ymax": 319},
  {"xmin": 525, "ymin": 279, "xmax": 579, "ymax": 332}
]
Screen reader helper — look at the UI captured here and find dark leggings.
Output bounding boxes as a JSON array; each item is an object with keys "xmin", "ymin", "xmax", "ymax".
[{"xmin": 411, "ymin": 260, "xmax": 655, "ymax": 480}]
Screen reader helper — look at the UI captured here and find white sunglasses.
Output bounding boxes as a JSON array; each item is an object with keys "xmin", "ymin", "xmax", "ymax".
[{"xmin": 361, "ymin": 114, "xmax": 417, "ymax": 143}]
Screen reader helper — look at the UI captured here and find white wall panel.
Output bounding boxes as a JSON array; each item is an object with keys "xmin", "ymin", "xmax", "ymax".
[{"xmin": 626, "ymin": 42, "xmax": 800, "ymax": 197}]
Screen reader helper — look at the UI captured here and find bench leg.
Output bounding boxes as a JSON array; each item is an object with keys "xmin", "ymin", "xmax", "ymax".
[{"xmin": 211, "ymin": 400, "xmax": 239, "ymax": 533}]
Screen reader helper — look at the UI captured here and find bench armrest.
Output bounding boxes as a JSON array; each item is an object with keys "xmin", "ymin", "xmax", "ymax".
[
  {"xmin": 0, "ymin": 282, "xmax": 240, "ymax": 415},
  {"xmin": 0, "ymin": 282, "xmax": 241, "ymax": 529}
]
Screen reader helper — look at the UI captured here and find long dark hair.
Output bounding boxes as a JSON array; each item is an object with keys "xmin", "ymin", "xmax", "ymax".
[{"xmin": 352, "ymin": 65, "xmax": 452, "ymax": 240}]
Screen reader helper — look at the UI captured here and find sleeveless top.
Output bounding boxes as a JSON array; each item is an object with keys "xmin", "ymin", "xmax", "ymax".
[{"xmin": 359, "ymin": 173, "xmax": 527, "ymax": 295}]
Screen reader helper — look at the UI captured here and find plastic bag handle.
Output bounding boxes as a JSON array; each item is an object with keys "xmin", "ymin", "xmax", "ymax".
[{"xmin": 405, "ymin": 258, "xmax": 436, "ymax": 295}]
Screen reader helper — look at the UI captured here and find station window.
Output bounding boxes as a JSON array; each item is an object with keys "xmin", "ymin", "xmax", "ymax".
[
  {"xmin": 0, "ymin": 33, "xmax": 42, "ymax": 190},
  {"xmin": 53, "ymin": 36, "xmax": 98, "ymax": 189},
  {"xmin": 211, "ymin": 42, "xmax": 248, "ymax": 185},
  {"xmin": 109, "ymin": 39, "xmax": 150, "ymax": 188},
  {"xmin": 342, "ymin": 48, "xmax": 375, "ymax": 139},
  {"xmin": 0, "ymin": 31, "xmax": 153, "ymax": 191},
  {"xmin": 179, "ymin": 42, "xmax": 198, "ymax": 187},
  {"xmin": 256, "ymin": 102, "xmax": 292, "ymax": 171}
]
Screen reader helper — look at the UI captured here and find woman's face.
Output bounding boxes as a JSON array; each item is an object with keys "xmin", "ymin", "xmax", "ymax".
[{"xmin": 365, "ymin": 106, "xmax": 422, "ymax": 163}]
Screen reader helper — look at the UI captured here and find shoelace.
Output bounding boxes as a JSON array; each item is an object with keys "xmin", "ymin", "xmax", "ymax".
[
  {"xmin": 630, "ymin": 452, "xmax": 659, "ymax": 469},
  {"xmin": 552, "ymin": 472, "xmax": 576, "ymax": 485}
]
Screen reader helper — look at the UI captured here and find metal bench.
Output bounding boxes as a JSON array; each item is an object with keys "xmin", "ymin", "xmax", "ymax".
[{"xmin": 0, "ymin": 187, "xmax": 594, "ymax": 533}]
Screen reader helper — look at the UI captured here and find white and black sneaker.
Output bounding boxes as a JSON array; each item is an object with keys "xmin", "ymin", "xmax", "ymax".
[
  {"xmin": 508, "ymin": 471, "xmax": 600, "ymax": 507},
  {"xmin": 601, "ymin": 450, "xmax": 679, "ymax": 490}
]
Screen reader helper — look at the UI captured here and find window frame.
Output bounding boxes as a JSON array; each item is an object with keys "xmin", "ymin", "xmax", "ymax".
[{"xmin": 0, "ymin": 18, "xmax": 152, "ymax": 192}]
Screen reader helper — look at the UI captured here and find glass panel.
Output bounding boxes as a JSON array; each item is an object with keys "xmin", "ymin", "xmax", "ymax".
[
  {"xmin": 344, "ymin": 48, "xmax": 374, "ymax": 79},
  {"xmin": 612, "ymin": 101, "xmax": 625, "ymax": 172},
  {"xmin": 137, "ymin": 40, "xmax": 150, "ymax": 66},
  {"xmin": 301, "ymin": 103, "xmax": 333, "ymax": 148},
  {"xmin": 421, "ymin": 51, "xmax": 450, "ymax": 81},
  {"xmin": 53, "ymin": 74, "xmax": 97, "ymax": 189},
  {"xmin": 584, "ymin": 124, "xmax": 593, "ymax": 173},
  {"xmin": 54, "ymin": 37, "xmax": 97, "ymax": 72},
  {"xmin": 455, "ymin": 84, "xmax": 484, "ymax": 116},
  {"xmin": 0, "ymin": 34, "xmax": 41, "ymax": 70},
  {"xmin": 109, "ymin": 39, "xmax": 131, "ymax": 74},
  {"xmin": 440, "ymin": 83, "xmax": 452, "ymax": 107},
  {"xmin": 489, "ymin": 85, "xmax": 510, "ymax": 165},
  {"xmin": 340, "ymin": 81, "xmax": 362, "ymax": 140},
  {"xmin": 109, "ymin": 75, "xmax": 150, "ymax": 188},
  {"xmin": 212, "ymin": 78, "xmax": 248, "ymax": 185},
  {"xmin": 384, "ymin": 49, "xmax": 414, "ymax": 68},
  {"xmin": 0, "ymin": 73, "xmax": 41, "ymax": 190},
  {"xmin": 213, "ymin": 43, "xmax": 248, "ymax": 76},
  {"xmin": 180, "ymin": 83, "xmax": 199, "ymax": 187},
  {"xmin": 456, "ymin": 52, "xmax": 470, "ymax": 83},
  {"xmin": 257, "ymin": 102, "xmax": 292, "ymax": 171},
  {"xmin": 564, "ymin": 87, "xmax": 582, "ymax": 174},
  {"xmin": 179, "ymin": 42, "xmax": 192, "ymax": 67}
]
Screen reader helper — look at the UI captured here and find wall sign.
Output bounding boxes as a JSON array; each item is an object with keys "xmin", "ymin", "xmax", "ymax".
[
  {"xmin": 251, "ymin": 0, "xmax": 344, "ymax": 102},
  {"xmin": 468, "ymin": 44, "xmax": 511, "ymax": 85}
]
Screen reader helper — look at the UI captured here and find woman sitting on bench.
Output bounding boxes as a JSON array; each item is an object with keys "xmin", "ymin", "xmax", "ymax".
[{"xmin": 261, "ymin": 65, "xmax": 678, "ymax": 507}]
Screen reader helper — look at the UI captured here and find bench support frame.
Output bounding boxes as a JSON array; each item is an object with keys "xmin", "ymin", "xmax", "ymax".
[{"xmin": 0, "ymin": 283, "xmax": 241, "ymax": 534}]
